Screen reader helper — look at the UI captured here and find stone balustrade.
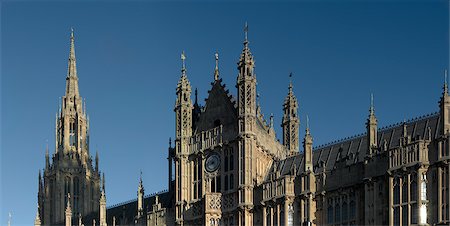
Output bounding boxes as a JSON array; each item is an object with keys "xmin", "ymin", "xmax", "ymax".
[{"xmin": 188, "ymin": 125, "xmax": 223, "ymax": 154}]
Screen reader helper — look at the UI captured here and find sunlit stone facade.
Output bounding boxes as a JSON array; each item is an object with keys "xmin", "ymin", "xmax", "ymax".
[{"xmin": 36, "ymin": 29, "xmax": 450, "ymax": 226}]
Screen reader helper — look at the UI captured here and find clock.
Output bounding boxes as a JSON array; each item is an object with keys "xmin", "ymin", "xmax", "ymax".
[{"xmin": 205, "ymin": 153, "xmax": 220, "ymax": 173}]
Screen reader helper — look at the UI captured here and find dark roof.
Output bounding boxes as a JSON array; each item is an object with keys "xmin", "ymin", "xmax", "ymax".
[
  {"xmin": 106, "ymin": 190, "xmax": 172, "ymax": 225},
  {"xmin": 268, "ymin": 112, "xmax": 440, "ymax": 178}
]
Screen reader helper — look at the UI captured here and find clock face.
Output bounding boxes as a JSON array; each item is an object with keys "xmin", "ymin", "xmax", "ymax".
[{"xmin": 205, "ymin": 153, "xmax": 220, "ymax": 173}]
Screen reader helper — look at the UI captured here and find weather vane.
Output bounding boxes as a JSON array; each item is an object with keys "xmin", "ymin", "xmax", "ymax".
[{"xmin": 244, "ymin": 22, "xmax": 249, "ymax": 41}]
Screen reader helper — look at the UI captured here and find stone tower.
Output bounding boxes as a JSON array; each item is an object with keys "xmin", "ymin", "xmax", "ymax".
[
  {"xmin": 236, "ymin": 24, "xmax": 257, "ymax": 225},
  {"xmin": 38, "ymin": 29, "xmax": 102, "ymax": 225},
  {"xmin": 174, "ymin": 51, "xmax": 193, "ymax": 225},
  {"xmin": 282, "ymin": 76, "xmax": 300, "ymax": 156}
]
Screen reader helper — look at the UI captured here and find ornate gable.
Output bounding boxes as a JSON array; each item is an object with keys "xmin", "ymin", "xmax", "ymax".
[{"xmin": 194, "ymin": 79, "xmax": 237, "ymax": 134}]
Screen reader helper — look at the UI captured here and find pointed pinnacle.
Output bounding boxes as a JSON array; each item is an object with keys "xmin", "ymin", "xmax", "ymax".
[
  {"xmin": 181, "ymin": 51, "xmax": 186, "ymax": 74},
  {"xmin": 444, "ymin": 69, "xmax": 448, "ymax": 94},
  {"xmin": 370, "ymin": 93, "xmax": 375, "ymax": 115},
  {"xmin": 214, "ymin": 52, "xmax": 219, "ymax": 81},
  {"xmin": 306, "ymin": 115, "xmax": 310, "ymax": 134},
  {"xmin": 244, "ymin": 22, "xmax": 249, "ymax": 43}
]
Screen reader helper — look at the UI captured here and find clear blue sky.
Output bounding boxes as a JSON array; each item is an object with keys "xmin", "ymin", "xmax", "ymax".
[{"xmin": 1, "ymin": 0, "xmax": 449, "ymax": 225}]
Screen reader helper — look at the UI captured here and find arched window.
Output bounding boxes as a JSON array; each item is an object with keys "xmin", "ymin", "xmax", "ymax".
[
  {"xmin": 73, "ymin": 177, "xmax": 79, "ymax": 214},
  {"xmin": 288, "ymin": 204, "xmax": 294, "ymax": 226},
  {"xmin": 266, "ymin": 207, "xmax": 271, "ymax": 226},
  {"xmin": 394, "ymin": 177, "xmax": 400, "ymax": 204},
  {"xmin": 402, "ymin": 177, "xmax": 408, "ymax": 203},
  {"xmin": 64, "ymin": 176, "xmax": 71, "ymax": 207},
  {"xmin": 420, "ymin": 176, "xmax": 427, "ymax": 201},
  {"xmin": 410, "ymin": 176, "xmax": 417, "ymax": 202},
  {"xmin": 69, "ymin": 120, "xmax": 76, "ymax": 147},
  {"xmin": 280, "ymin": 208, "xmax": 285, "ymax": 226},
  {"xmin": 224, "ymin": 175, "xmax": 229, "ymax": 191},
  {"xmin": 349, "ymin": 201, "xmax": 356, "ymax": 219},
  {"xmin": 225, "ymin": 156, "xmax": 229, "ymax": 172},
  {"xmin": 229, "ymin": 174, "xmax": 234, "ymax": 190},
  {"xmin": 335, "ymin": 203, "xmax": 341, "ymax": 223},
  {"xmin": 342, "ymin": 202, "xmax": 348, "ymax": 222},
  {"xmin": 327, "ymin": 205, "xmax": 333, "ymax": 223}
]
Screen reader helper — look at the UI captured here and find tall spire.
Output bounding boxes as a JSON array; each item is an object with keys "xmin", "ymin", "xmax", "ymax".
[
  {"xmin": 65, "ymin": 28, "xmax": 80, "ymax": 97},
  {"xmin": 214, "ymin": 52, "xmax": 220, "ymax": 81}
]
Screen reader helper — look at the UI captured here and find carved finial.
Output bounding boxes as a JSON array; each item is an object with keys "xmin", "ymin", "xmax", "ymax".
[
  {"xmin": 194, "ymin": 88, "xmax": 198, "ymax": 104},
  {"xmin": 269, "ymin": 113, "xmax": 274, "ymax": 128},
  {"xmin": 444, "ymin": 69, "xmax": 448, "ymax": 94},
  {"xmin": 139, "ymin": 170, "xmax": 143, "ymax": 183},
  {"xmin": 102, "ymin": 173, "xmax": 106, "ymax": 192},
  {"xmin": 306, "ymin": 115, "xmax": 310, "ymax": 134},
  {"xmin": 289, "ymin": 72, "xmax": 293, "ymax": 91},
  {"xmin": 181, "ymin": 51, "xmax": 186, "ymax": 73},
  {"xmin": 370, "ymin": 93, "xmax": 375, "ymax": 115},
  {"xmin": 214, "ymin": 52, "xmax": 219, "ymax": 80},
  {"xmin": 244, "ymin": 22, "xmax": 249, "ymax": 42},
  {"xmin": 169, "ymin": 137, "xmax": 172, "ymax": 148}
]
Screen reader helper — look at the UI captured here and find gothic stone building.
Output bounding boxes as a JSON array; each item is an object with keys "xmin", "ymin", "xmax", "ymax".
[{"xmin": 36, "ymin": 30, "xmax": 450, "ymax": 226}]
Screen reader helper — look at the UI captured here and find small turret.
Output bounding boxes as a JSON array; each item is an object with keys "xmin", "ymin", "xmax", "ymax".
[
  {"xmin": 137, "ymin": 171, "xmax": 145, "ymax": 218},
  {"xmin": 303, "ymin": 116, "xmax": 313, "ymax": 172},
  {"xmin": 282, "ymin": 73, "xmax": 300, "ymax": 155},
  {"xmin": 45, "ymin": 143, "xmax": 50, "ymax": 169},
  {"xmin": 440, "ymin": 69, "xmax": 450, "ymax": 135},
  {"xmin": 95, "ymin": 151, "xmax": 99, "ymax": 172},
  {"xmin": 99, "ymin": 173, "xmax": 107, "ymax": 226},
  {"xmin": 366, "ymin": 94, "xmax": 378, "ymax": 156}
]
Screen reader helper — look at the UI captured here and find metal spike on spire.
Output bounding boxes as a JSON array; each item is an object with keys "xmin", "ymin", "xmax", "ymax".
[
  {"xmin": 289, "ymin": 72, "xmax": 293, "ymax": 91},
  {"xmin": 181, "ymin": 51, "xmax": 186, "ymax": 74},
  {"xmin": 244, "ymin": 22, "xmax": 249, "ymax": 43},
  {"xmin": 370, "ymin": 93, "xmax": 375, "ymax": 115}
]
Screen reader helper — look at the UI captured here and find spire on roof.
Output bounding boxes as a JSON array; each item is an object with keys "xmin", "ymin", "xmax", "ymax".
[
  {"xmin": 214, "ymin": 52, "xmax": 220, "ymax": 81},
  {"xmin": 444, "ymin": 69, "xmax": 448, "ymax": 95},
  {"xmin": 237, "ymin": 22, "xmax": 255, "ymax": 78},
  {"xmin": 194, "ymin": 88, "xmax": 198, "ymax": 105},
  {"xmin": 289, "ymin": 72, "xmax": 293, "ymax": 92},
  {"xmin": 181, "ymin": 51, "xmax": 186, "ymax": 75},
  {"xmin": 244, "ymin": 22, "xmax": 248, "ymax": 43},
  {"xmin": 65, "ymin": 28, "xmax": 80, "ymax": 97},
  {"xmin": 370, "ymin": 93, "xmax": 374, "ymax": 115},
  {"xmin": 68, "ymin": 28, "xmax": 76, "ymax": 78},
  {"xmin": 306, "ymin": 115, "xmax": 310, "ymax": 135}
]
